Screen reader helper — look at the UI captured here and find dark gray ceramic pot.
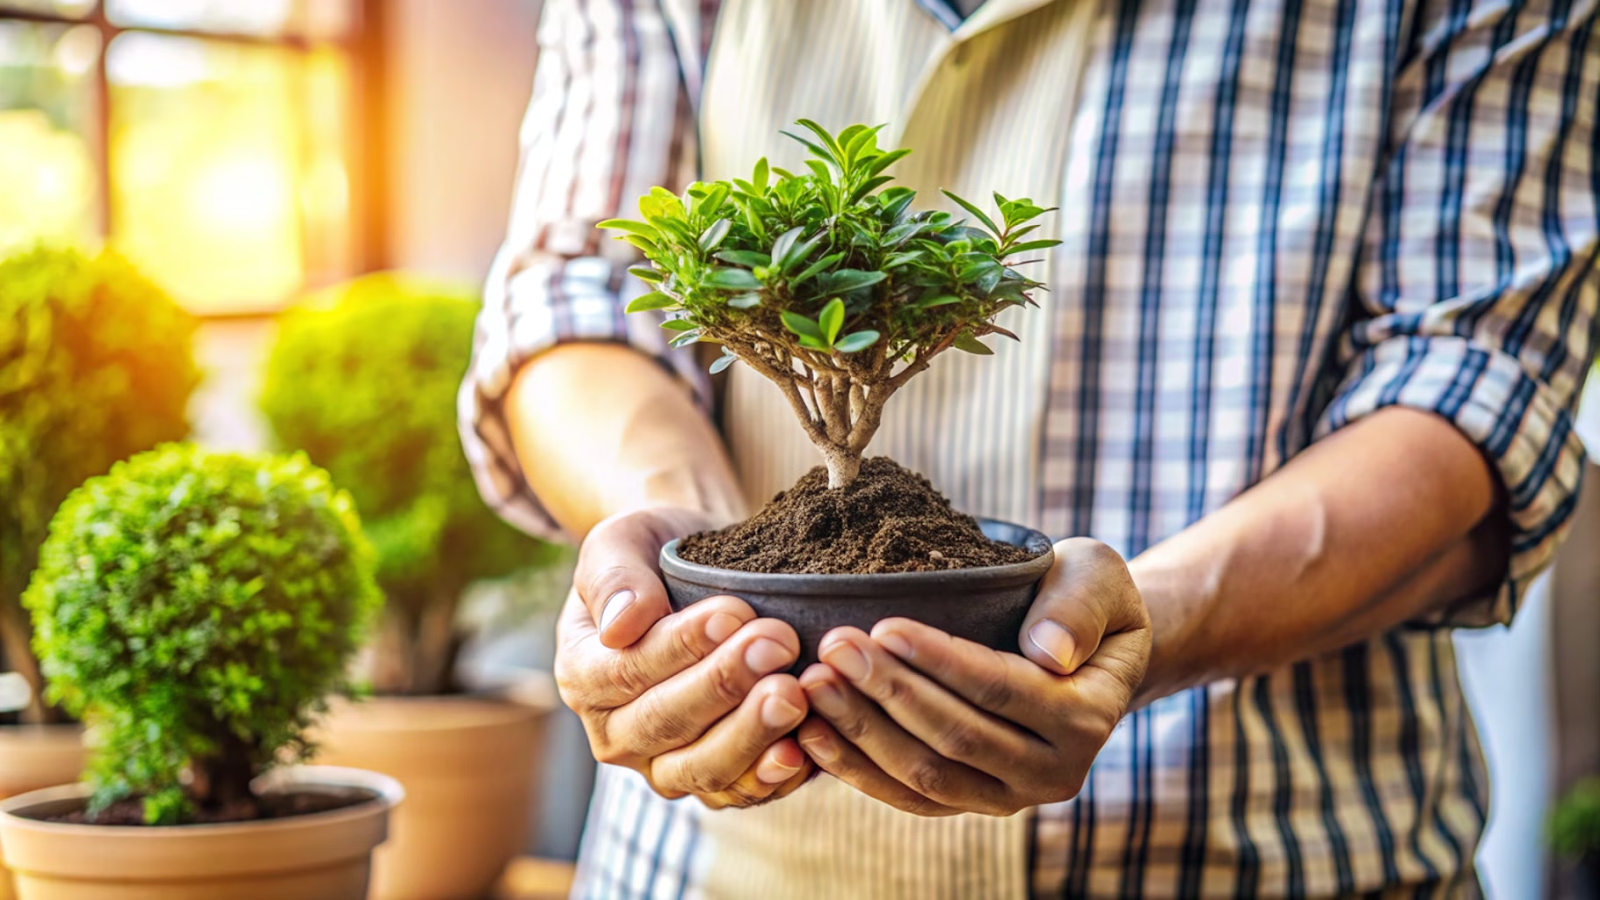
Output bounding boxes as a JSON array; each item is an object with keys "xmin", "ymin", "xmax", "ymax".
[{"xmin": 660, "ymin": 518, "xmax": 1054, "ymax": 671}]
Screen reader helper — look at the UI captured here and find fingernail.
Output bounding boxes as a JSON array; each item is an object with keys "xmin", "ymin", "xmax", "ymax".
[
  {"xmin": 1028, "ymin": 619, "xmax": 1077, "ymax": 670},
  {"xmin": 704, "ymin": 612, "xmax": 742, "ymax": 643},
  {"xmin": 744, "ymin": 638, "xmax": 791, "ymax": 673},
  {"xmin": 877, "ymin": 631, "xmax": 913, "ymax": 660},
  {"xmin": 599, "ymin": 590, "xmax": 636, "ymax": 635},
  {"xmin": 806, "ymin": 680, "xmax": 845, "ymax": 716},
  {"xmin": 756, "ymin": 755, "xmax": 801, "ymax": 784},
  {"xmin": 761, "ymin": 695, "xmax": 803, "ymax": 729},
  {"xmin": 800, "ymin": 733, "xmax": 839, "ymax": 763},
  {"xmin": 823, "ymin": 641, "xmax": 869, "ymax": 681}
]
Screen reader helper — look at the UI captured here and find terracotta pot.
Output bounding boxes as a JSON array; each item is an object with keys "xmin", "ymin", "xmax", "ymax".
[
  {"xmin": 0, "ymin": 726, "xmax": 85, "ymax": 900},
  {"xmin": 0, "ymin": 765, "xmax": 401, "ymax": 900},
  {"xmin": 313, "ymin": 675, "xmax": 558, "ymax": 900},
  {"xmin": 662, "ymin": 517, "xmax": 1055, "ymax": 669}
]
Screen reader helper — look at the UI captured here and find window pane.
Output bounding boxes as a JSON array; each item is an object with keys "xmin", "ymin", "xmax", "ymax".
[
  {"xmin": 0, "ymin": 1, "xmax": 96, "ymax": 17},
  {"xmin": 109, "ymin": 33, "xmax": 323, "ymax": 313},
  {"xmin": 304, "ymin": 47, "xmax": 351, "ymax": 285},
  {"xmin": 0, "ymin": 21, "xmax": 99, "ymax": 256},
  {"xmin": 105, "ymin": 0, "xmax": 352, "ymax": 39}
]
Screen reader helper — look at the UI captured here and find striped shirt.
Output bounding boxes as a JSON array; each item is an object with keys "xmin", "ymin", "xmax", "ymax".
[{"xmin": 459, "ymin": 0, "xmax": 1600, "ymax": 896}]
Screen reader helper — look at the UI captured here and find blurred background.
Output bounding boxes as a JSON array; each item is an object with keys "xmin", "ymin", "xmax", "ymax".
[{"xmin": 1, "ymin": 1, "xmax": 1596, "ymax": 896}]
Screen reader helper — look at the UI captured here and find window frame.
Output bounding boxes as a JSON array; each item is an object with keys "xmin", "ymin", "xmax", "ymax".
[{"xmin": 0, "ymin": 0, "xmax": 388, "ymax": 319}]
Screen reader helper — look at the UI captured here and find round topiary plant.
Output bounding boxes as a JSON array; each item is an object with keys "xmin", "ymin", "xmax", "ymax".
[
  {"xmin": 22, "ymin": 444, "xmax": 380, "ymax": 825},
  {"xmin": 0, "ymin": 246, "xmax": 199, "ymax": 723},
  {"xmin": 261, "ymin": 274, "xmax": 558, "ymax": 696}
]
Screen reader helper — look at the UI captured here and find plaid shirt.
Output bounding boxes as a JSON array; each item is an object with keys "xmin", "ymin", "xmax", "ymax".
[{"xmin": 460, "ymin": 0, "xmax": 1600, "ymax": 895}]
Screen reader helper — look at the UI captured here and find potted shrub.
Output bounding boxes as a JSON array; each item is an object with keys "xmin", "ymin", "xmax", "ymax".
[
  {"xmin": 600, "ymin": 121, "xmax": 1058, "ymax": 661},
  {"xmin": 261, "ymin": 274, "xmax": 563, "ymax": 900},
  {"xmin": 0, "ymin": 247, "xmax": 199, "ymax": 898},
  {"xmin": 0, "ymin": 444, "xmax": 400, "ymax": 900},
  {"xmin": 1552, "ymin": 777, "xmax": 1600, "ymax": 897}
]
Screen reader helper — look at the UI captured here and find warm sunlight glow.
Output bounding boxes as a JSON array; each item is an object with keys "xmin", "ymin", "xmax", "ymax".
[
  {"xmin": 0, "ymin": 110, "xmax": 95, "ymax": 254},
  {"xmin": 1, "ymin": 13, "xmax": 352, "ymax": 312},
  {"xmin": 190, "ymin": 154, "xmax": 295, "ymax": 235},
  {"xmin": 108, "ymin": 33, "xmax": 313, "ymax": 312}
]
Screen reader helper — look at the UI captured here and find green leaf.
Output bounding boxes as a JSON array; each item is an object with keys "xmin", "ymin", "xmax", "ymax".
[
  {"xmin": 714, "ymin": 250, "xmax": 771, "ymax": 267},
  {"xmin": 625, "ymin": 292, "xmax": 677, "ymax": 313},
  {"xmin": 791, "ymin": 251, "xmax": 845, "ymax": 286},
  {"xmin": 843, "ymin": 125, "xmax": 884, "ymax": 162},
  {"xmin": 847, "ymin": 175, "xmax": 895, "ymax": 204},
  {"xmin": 819, "ymin": 269, "xmax": 887, "ymax": 296},
  {"xmin": 660, "ymin": 318, "xmax": 697, "ymax": 331},
  {"xmin": 628, "ymin": 266, "xmax": 664, "ymax": 283},
  {"xmin": 648, "ymin": 186, "xmax": 686, "ymax": 218},
  {"xmin": 864, "ymin": 148, "xmax": 912, "ymax": 179},
  {"xmin": 770, "ymin": 226, "xmax": 804, "ymax": 265},
  {"xmin": 780, "ymin": 311, "xmax": 822, "ymax": 339},
  {"xmin": 795, "ymin": 118, "xmax": 846, "ymax": 162},
  {"xmin": 941, "ymin": 190, "xmax": 1001, "ymax": 236},
  {"xmin": 885, "ymin": 221, "xmax": 926, "ymax": 246},
  {"xmin": 753, "ymin": 157, "xmax": 769, "ymax": 191},
  {"xmin": 797, "ymin": 334, "xmax": 829, "ymax": 350},
  {"xmin": 728, "ymin": 292, "xmax": 762, "ymax": 309},
  {"xmin": 819, "ymin": 297, "xmax": 845, "ymax": 344},
  {"xmin": 805, "ymin": 159, "xmax": 838, "ymax": 184},
  {"xmin": 710, "ymin": 351, "xmax": 739, "ymax": 374},
  {"xmin": 703, "ymin": 268, "xmax": 763, "ymax": 290},
  {"xmin": 780, "ymin": 231, "xmax": 826, "ymax": 271},
  {"xmin": 782, "ymin": 131, "xmax": 837, "ymax": 167},
  {"xmin": 880, "ymin": 188, "xmax": 917, "ymax": 221},
  {"xmin": 669, "ymin": 330, "xmax": 701, "ymax": 348},
  {"xmin": 976, "ymin": 265, "xmax": 1003, "ymax": 294},
  {"xmin": 909, "ymin": 294, "xmax": 961, "ymax": 310},
  {"xmin": 834, "ymin": 330, "xmax": 880, "ymax": 353},
  {"xmin": 698, "ymin": 219, "xmax": 732, "ymax": 253},
  {"xmin": 953, "ymin": 331, "xmax": 994, "ymax": 354},
  {"xmin": 598, "ymin": 218, "xmax": 658, "ymax": 237},
  {"xmin": 701, "ymin": 183, "xmax": 731, "ymax": 215},
  {"xmin": 1004, "ymin": 239, "xmax": 1062, "ymax": 255},
  {"xmin": 622, "ymin": 235, "xmax": 659, "ymax": 254},
  {"xmin": 742, "ymin": 205, "xmax": 769, "ymax": 243}
]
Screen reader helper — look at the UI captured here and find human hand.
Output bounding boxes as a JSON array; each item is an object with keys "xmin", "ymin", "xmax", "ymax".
[
  {"xmin": 556, "ymin": 507, "xmax": 815, "ymax": 809},
  {"xmin": 794, "ymin": 538, "xmax": 1150, "ymax": 816}
]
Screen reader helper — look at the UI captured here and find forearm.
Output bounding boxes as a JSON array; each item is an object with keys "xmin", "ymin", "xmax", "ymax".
[
  {"xmin": 1129, "ymin": 407, "xmax": 1506, "ymax": 706},
  {"xmin": 506, "ymin": 343, "xmax": 747, "ymax": 539}
]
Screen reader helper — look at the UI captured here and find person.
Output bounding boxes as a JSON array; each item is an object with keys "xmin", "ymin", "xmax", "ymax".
[{"xmin": 460, "ymin": 0, "xmax": 1600, "ymax": 895}]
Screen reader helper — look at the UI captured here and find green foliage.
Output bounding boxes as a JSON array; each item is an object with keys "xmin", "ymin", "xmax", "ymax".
[
  {"xmin": 1552, "ymin": 777, "xmax": 1600, "ymax": 859},
  {"xmin": 0, "ymin": 246, "xmax": 199, "ymax": 721},
  {"xmin": 600, "ymin": 121, "xmax": 1057, "ymax": 487},
  {"xmin": 23, "ymin": 444, "xmax": 380, "ymax": 824},
  {"xmin": 260, "ymin": 274, "xmax": 555, "ymax": 694}
]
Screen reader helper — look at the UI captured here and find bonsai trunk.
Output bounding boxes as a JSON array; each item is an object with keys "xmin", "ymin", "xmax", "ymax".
[
  {"xmin": 193, "ymin": 734, "xmax": 258, "ymax": 814},
  {"xmin": 368, "ymin": 589, "xmax": 464, "ymax": 696},
  {"xmin": 728, "ymin": 332, "xmax": 950, "ymax": 491},
  {"xmin": 0, "ymin": 591, "xmax": 54, "ymax": 725},
  {"xmin": 821, "ymin": 447, "xmax": 861, "ymax": 490}
]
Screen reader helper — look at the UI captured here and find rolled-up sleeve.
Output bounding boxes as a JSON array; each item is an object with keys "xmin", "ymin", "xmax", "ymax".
[
  {"xmin": 1317, "ymin": 2, "xmax": 1600, "ymax": 625},
  {"xmin": 460, "ymin": 0, "xmax": 711, "ymax": 542}
]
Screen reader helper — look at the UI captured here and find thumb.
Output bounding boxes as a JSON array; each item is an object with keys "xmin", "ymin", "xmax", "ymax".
[
  {"xmin": 574, "ymin": 510, "xmax": 681, "ymax": 649},
  {"xmin": 1020, "ymin": 538, "xmax": 1143, "ymax": 676}
]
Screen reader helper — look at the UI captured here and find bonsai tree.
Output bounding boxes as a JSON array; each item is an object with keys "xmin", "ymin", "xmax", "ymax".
[
  {"xmin": 22, "ymin": 444, "xmax": 380, "ymax": 825},
  {"xmin": 601, "ymin": 119, "xmax": 1057, "ymax": 487},
  {"xmin": 261, "ymin": 274, "xmax": 561, "ymax": 696},
  {"xmin": 0, "ymin": 247, "xmax": 199, "ymax": 724}
]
